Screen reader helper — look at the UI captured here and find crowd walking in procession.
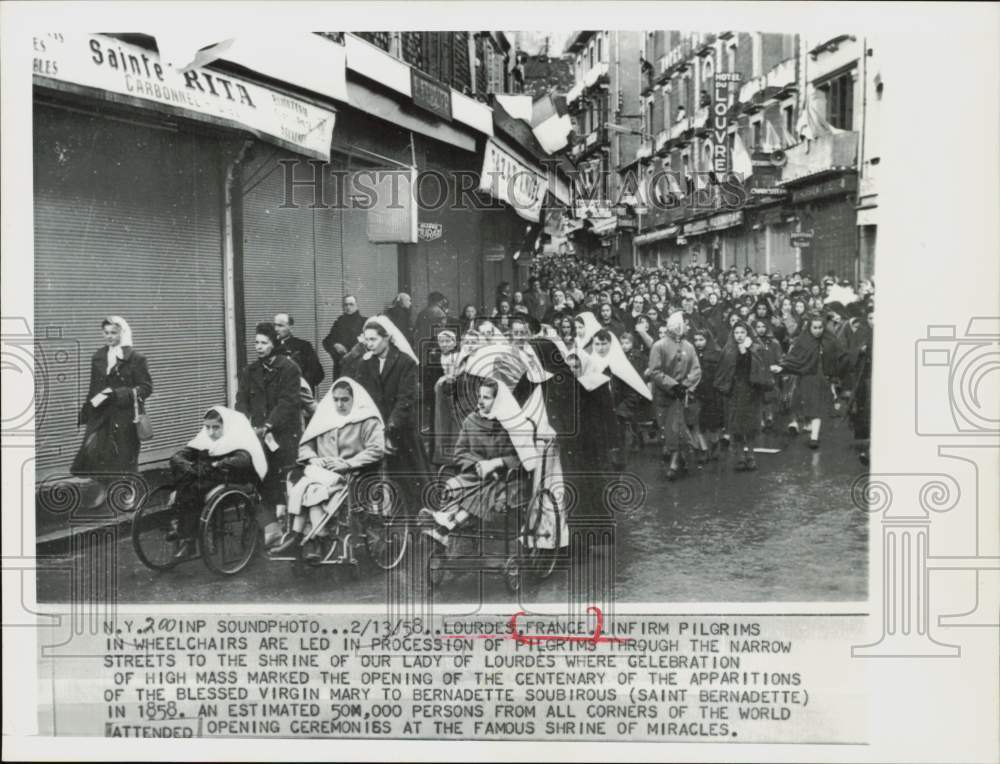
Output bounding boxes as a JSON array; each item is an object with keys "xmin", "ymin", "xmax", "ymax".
[{"xmin": 72, "ymin": 251, "xmax": 874, "ymax": 582}]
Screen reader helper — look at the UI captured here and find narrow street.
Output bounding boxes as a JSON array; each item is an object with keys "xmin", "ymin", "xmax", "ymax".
[{"xmin": 36, "ymin": 421, "xmax": 867, "ymax": 606}]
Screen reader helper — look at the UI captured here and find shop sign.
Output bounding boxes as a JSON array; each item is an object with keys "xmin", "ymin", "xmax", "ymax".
[
  {"xmin": 478, "ymin": 138, "xmax": 547, "ymax": 223},
  {"xmin": 707, "ymin": 210, "xmax": 743, "ymax": 232},
  {"xmin": 790, "ymin": 231, "xmax": 814, "ymax": 248},
  {"xmin": 418, "ymin": 222, "xmax": 443, "ymax": 242},
  {"xmin": 484, "ymin": 244, "xmax": 506, "ymax": 262},
  {"xmin": 32, "ymin": 33, "xmax": 337, "ymax": 160},
  {"xmin": 790, "ymin": 173, "xmax": 858, "ymax": 204},
  {"xmin": 410, "ymin": 68, "xmax": 453, "ymax": 121},
  {"xmin": 683, "ymin": 218, "xmax": 709, "ymax": 236}
]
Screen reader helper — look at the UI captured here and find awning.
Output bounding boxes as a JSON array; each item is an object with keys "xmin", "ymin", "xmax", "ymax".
[
  {"xmin": 590, "ymin": 216, "xmax": 619, "ymax": 236},
  {"xmin": 634, "ymin": 226, "xmax": 680, "ymax": 246}
]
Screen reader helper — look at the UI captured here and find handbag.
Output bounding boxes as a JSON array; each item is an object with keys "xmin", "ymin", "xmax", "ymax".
[{"xmin": 133, "ymin": 387, "xmax": 155, "ymax": 442}]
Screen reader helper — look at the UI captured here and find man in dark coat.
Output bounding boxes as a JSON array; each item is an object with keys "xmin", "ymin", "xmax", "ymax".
[
  {"xmin": 236, "ymin": 321, "xmax": 303, "ymax": 545},
  {"xmin": 322, "ymin": 295, "xmax": 366, "ymax": 380},
  {"xmin": 274, "ymin": 313, "xmax": 324, "ymax": 392},
  {"xmin": 385, "ymin": 293, "xmax": 413, "ymax": 345},
  {"xmin": 350, "ymin": 317, "xmax": 428, "ymax": 514},
  {"xmin": 522, "ymin": 277, "xmax": 550, "ymax": 321}
]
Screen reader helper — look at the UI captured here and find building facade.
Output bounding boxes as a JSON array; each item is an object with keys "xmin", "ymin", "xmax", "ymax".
[
  {"xmin": 628, "ymin": 30, "xmax": 879, "ymax": 282},
  {"xmin": 564, "ymin": 31, "xmax": 643, "ymax": 267},
  {"xmin": 32, "ymin": 31, "xmax": 552, "ymax": 478}
]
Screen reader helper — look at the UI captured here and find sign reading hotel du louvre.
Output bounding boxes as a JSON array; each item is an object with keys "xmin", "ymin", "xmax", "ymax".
[
  {"xmin": 32, "ymin": 33, "xmax": 337, "ymax": 161},
  {"xmin": 478, "ymin": 138, "xmax": 547, "ymax": 222}
]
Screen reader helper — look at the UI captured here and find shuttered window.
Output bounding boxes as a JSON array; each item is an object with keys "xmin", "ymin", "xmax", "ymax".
[{"xmin": 33, "ymin": 103, "xmax": 227, "ymax": 472}]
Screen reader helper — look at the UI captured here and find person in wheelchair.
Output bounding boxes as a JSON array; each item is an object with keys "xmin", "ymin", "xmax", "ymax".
[
  {"xmin": 270, "ymin": 377, "xmax": 385, "ymax": 561},
  {"xmin": 420, "ymin": 377, "xmax": 537, "ymax": 547},
  {"xmin": 166, "ymin": 406, "xmax": 268, "ymax": 558}
]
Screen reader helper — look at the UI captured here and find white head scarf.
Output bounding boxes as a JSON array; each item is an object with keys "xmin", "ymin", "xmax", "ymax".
[
  {"xmin": 187, "ymin": 406, "xmax": 269, "ymax": 480},
  {"xmin": 666, "ymin": 311, "xmax": 686, "ymax": 339},
  {"xmin": 480, "ymin": 380, "xmax": 541, "ymax": 471},
  {"xmin": 574, "ymin": 311, "xmax": 602, "ymax": 351},
  {"xmin": 588, "ymin": 332, "xmax": 653, "ymax": 400},
  {"xmin": 301, "ymin": 377, "xmax": 383, "ymax": 445},
  {"xmin": 103, "ymin": 315, "xmax": 134, "ymax": 372},
  {"xmin": 363, "ymin": 315, "xmax": 418, "ymax": 365},
  {"xmin": 567, "ymin": 350, "xmax": 610, "ymax": 392}
]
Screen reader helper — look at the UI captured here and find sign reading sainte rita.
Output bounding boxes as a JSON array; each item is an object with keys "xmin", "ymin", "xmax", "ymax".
[{"xmin": 32, "ymin": 33, "xmax": 337, "ymax": 161}]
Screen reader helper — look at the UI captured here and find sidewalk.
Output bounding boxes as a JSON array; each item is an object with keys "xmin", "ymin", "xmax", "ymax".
[{"xmin": 35, "ymin": 464, "xmax": 172, "ymax": 552}]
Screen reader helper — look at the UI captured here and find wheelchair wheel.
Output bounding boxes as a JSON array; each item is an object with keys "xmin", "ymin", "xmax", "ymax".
[
  {"xmin": 198, "ymin": 488, "xmax": 260, "ymax": 576},
  {"xmin": 503, "ymin": 556, "xmax": 521, "ymax": 594},
  {"xmin": 131, "ymin": 485, "xmax": 188, "ymax": 571},
  {"xmin": 522, "ymin": 489, "xmax": 561, "ymax": 580},
  {"xmin": 361, "ymin": 480, "xmax": 410, "ymax": 571}
]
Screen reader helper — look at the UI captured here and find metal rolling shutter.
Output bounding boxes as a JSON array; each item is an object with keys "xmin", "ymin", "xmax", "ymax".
[
  {"xmin": 241, "ymin": 151, "xmax": 347, "ymax": 397},
  {"xmin": 241, "ymin": 152, "xmax": 334, "ymax": 365},
  {"xmin": 33, "ymin": 104, "xmax": 227, "ymax": 474}
]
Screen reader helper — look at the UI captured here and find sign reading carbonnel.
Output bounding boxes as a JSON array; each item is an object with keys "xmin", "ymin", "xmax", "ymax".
[
  {"xmin": 32, "ymin": 33, "xmax": 337, "ymax": 161},
  {"xmin": 478, "ymin": 138, "xmax": 548, "ymax": 223}
]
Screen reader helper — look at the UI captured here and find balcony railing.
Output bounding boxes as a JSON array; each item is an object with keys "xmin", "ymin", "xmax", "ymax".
[
  {"xmin": 654, "ymin": 128, "xmax": 671, "ymax": 155},
  {"xmin": 781, "ymin": 131, "xmax": 859, "ymax": 183},
  {"xmin": 738, "ymin": 57, "xmax": 797, "ymax": 104},
  {"xmin": 568, "ymin": 61, "xmax": 609, "ymax": 104}
]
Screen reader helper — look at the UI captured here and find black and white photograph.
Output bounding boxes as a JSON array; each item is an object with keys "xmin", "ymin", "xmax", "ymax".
[
  {"xmin": 2, "ymin": 2, "xmax": 997, "ymax": 761},
  {"xmin": 29, "ymin": 26, "xmax": 876, "ymax": 605}
]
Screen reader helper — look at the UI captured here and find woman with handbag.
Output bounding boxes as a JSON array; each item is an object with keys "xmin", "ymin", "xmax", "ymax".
[{"xmin": 71, "ymin": 316, "xmax": 153, "ymax": 501}]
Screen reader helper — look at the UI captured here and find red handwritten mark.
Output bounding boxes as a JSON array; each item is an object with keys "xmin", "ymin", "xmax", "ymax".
[{"xmin": 443, "ymin": 606, "xmax": 632, "ymax": 645}]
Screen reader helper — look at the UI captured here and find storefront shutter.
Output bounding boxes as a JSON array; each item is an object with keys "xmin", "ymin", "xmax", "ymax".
[
  {"xmin": 342, "ymin": 166, "xmax": 401, "ymax": 319},
  {"xmin": 33, "ymin": 104, "xmax": 227, "ymax": 473},
  {"xmin": 240, "ymin": 150, "xmax": 341, "ymax": 381}
]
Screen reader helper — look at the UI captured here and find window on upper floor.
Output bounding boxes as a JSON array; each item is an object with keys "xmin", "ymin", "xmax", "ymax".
[
  {"xmin": 783, "ymin": 104, "xmax": 794, "ymax": 136},
  {"xmin": 752, "ymin": 119, "xmax": 762, "ymax": 150},
  {"xmin": 751, "ymin": 32, "xmax": 763, "ymax": 78},
  {"xmin": 597, "ymin": 35, "xmax": 603, "ymax": 63},
  {"xmin": 727, "ymin": 43, "xmax": 737, "ymax": 74},
  {"xmin": 589, "ymin": 42, "xmax": 595, "ymax": 69},
  {"xmin": 818, "ymin": 67, "xmax": 856, "ymax": 130}
]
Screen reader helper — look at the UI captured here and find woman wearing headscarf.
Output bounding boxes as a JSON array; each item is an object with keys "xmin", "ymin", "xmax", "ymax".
[
  {"xmin": 542, "ymin": 289, "xmax": 572, "ymax": 326},
  {"xmin": 770, "ymin": 313, "xmax": 847, "ymax": 449},
  {"xmin": 236, "ymin": 321, "xmax": 303, "ymax": 546},
  {"xmin": 72, "ymin": 316, "xmax": 153, "ymax": 488},
  {"xmin": 700, "ymin": 292, "xmax": 726, "ymax": 344},
  {"xmin": 752, "ymin": 318, "xmax": 784, "ymax": 431},
  {"xmin": 646, "ymin": 312, "xmax": 702, "ymax": 480},
  {"xmin": 350, "ymin": 315, "xmax": 427, "ymax": 510},
  {"xmin": 421, "ymin": 378, "xmax": 538, "ymax": 546},
  {"xmin": 271, "ymin": 378, "xmax": 385, "ymax": 560},
  {"xmin": 167, "ymin": 406, "xmax": 267, "ymax": 557},
  {"xmin": 714, "ymin": 322, "xmax": 773, "ymax": 471},
  {"xmin": 588, "ymin": 328, "xmax": 653, "ymax": 464},
  {"xmin": 690, "ymin": 327, "xmax": 724, "ymax": 463}
]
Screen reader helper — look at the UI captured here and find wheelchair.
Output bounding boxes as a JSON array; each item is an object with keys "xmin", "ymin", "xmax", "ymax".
[
  {"xmin": 420, "ymin": 439, "xmax": 563, "ymax": 594},
  {"xmin": 131, "ymin": 480, "xmax": 260, "ymax": 576},
  {"xmin": 267, "ymin": 464, "xmax": 409, "ymax": 579}
]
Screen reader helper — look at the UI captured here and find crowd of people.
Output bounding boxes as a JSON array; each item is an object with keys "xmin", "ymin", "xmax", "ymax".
[{"xmin": 71, "ymin": 253, "xmax": 874, "ymax": 559}]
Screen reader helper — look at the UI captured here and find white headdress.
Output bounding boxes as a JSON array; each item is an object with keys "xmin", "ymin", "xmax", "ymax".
[
  {"xmin": 300, "ymin": 377, "xmax": 383, "ymax": 445},
  {"xmin": 364, "ymin": 315, "xmax": 418, "ymax": 364},
  {"xmin": 187, "ymin": 406, "xmax": 269, "ymax": 480}
]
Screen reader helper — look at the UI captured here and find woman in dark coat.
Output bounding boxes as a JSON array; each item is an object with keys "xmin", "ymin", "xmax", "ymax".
[
  {"xmin": 714, "ymin": 321, "xmax": 772, "ymax": 471},
  {"xmin": 350, "ymin": 316, "xmax": 428, "ymax": 512},
  {"xmin": 72, "ymin": 316, "xmax": 153, "ymax": 488},
  {"xmin": 562, "ymin": 350, "xmax": 622, "ymax": 526},
  {"xmin": 690, "ymin": 327, "xmax": 724, "ymax": 463},
  {"xmin": 236, "ymin": 321, "xmax": 303, "ymax": 545},
  {"xmin": 771, "ymin": 314, "xmax": 847, "ymax": 449},
  {"xmin": 753, "ymin": 318, "xmax": 784, "ymax": 431}
]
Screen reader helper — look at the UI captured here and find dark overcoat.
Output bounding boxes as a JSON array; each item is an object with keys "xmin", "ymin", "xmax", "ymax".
[{"xmin": 72, "ymin": 346, "xmax": 153, "ymax": 477}]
